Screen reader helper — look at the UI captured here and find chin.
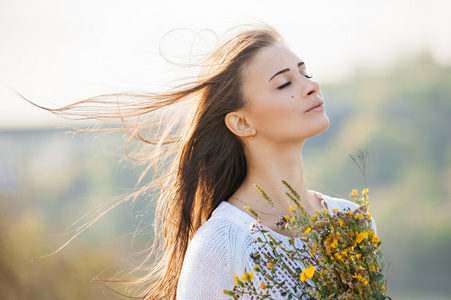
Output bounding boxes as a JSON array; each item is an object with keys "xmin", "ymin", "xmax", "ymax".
[
  {"xmin": 310, "ymin": 114, "xmax": 330, "ymax": 137},
  {"xmin": 320, "ymin": 115, "xmax": 330, "ymax": 132}
]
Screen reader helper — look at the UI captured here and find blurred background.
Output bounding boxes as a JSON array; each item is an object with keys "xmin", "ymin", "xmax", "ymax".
[{"xmin": 1, "ymin": 0, "xmax": 450, "ymax": 299}]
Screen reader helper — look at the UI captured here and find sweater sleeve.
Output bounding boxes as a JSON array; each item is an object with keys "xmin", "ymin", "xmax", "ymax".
[{"xmin": 176, "ymin": 217, "xmax": 239, "ymax": 300}]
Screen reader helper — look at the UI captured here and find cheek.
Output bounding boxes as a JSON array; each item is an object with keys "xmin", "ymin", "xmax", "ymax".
[{"xmin": 249, "ymin": 96, "xmax": 299, "ymax": 128}]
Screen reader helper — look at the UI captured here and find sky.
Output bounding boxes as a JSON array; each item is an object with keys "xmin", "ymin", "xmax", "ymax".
[{"xmin": 1, "ymin": 0, "xmax": 450, "ymax": 129}]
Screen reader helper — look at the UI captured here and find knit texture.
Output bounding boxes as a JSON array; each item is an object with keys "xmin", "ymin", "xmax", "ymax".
[{"xmin": 176, "ymin": 192, "xmax": 376, "ymax": 299}]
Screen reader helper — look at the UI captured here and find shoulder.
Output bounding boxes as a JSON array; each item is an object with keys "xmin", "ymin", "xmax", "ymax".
[
  {"xmin": 315, "ymin": 191, "xmax": 377, "ymax": 234},
  {"xmin": 322, "ymin": 194, "xmax": 360, "ymax": 211},
  {"xmin": 188, "ymin": 201, "xmax": 256, "ymax": 253},
  {"xmin": 177, "ymin": 202, "xmax": 256, "ymax": 299}
]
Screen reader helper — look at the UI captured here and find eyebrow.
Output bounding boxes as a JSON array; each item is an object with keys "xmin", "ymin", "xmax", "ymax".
[{"xmin": 269, "ymin": 62, "xmax": 305, "ymax": 82}]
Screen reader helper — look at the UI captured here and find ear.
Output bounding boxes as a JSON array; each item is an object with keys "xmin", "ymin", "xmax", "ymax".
[{"xmin": 225, "ymin": 110, "xmax": 255, "ymax": 138}]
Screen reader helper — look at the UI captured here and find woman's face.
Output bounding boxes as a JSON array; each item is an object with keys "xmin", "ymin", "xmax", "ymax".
[{"xmin": 241, "ymin": 43, "xmax": 330, "ymax": 144}]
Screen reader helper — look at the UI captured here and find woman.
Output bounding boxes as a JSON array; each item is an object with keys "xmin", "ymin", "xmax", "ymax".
[
  {"xmin": 174, "ymin": 27, "xmax": 373, "ymax": 299},
  {"xmin": 37, "ymin": 25, "xmax": 372, "ymax": 299}
]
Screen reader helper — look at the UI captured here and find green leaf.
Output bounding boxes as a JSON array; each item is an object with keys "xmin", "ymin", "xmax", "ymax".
[
  {"xmin": 223, "ymin": 290, "xmax": 235, "ymax": 296},
  {"xmin": 237, "ymin": 279, "xmax": 245, "ymax": 288},
  {"xmin": 374, "ymin": 273, "xmax": 384, "ymax": 280}
]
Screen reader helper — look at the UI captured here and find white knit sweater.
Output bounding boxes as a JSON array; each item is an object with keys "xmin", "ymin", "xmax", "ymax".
[{"xmin": 176, "ymin": 192, "xmax": 376, "ymax": 299}]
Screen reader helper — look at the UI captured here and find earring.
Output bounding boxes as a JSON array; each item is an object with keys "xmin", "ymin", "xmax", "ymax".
[{"xmin": 250, "ymin": 136, "xmax": 253, "ymax": 140}]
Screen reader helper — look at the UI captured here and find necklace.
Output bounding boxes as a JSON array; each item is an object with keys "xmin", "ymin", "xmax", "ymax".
[
  {"xmin": 230, "ymin": 193, "xmax": 324, "ymax": 217},
  {"xmin": 229, "ymin": 196, "xmax": 277, "ymax": 216}
]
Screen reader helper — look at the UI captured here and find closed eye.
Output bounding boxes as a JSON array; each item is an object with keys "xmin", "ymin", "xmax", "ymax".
[{"xmin": 277, "ymin": 82, "xmax": 291, "ymax": 90}]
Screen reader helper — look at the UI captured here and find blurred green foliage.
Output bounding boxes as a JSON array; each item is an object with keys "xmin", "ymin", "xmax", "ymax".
[
  {"xmin": 0, "ymin": 131, "xmax": 150, "ymax": 299},
  {"xmin": 1, "ymin": 53, "xmax": 450, "ymax": 299}
]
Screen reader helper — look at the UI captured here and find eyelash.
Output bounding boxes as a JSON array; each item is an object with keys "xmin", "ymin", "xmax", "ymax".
[
  {"xmin": 277, "ymin": 82, "xmax": 291, "ymax": 90},
  {"xmin": 277, "ymin": 75, "xmax": 313, "ymax": 90}
]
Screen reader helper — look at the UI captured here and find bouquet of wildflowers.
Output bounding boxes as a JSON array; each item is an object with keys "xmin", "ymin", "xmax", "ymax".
[{"xmin": 223, "ymin": 182, "xmax": 390, "ymax": 300}]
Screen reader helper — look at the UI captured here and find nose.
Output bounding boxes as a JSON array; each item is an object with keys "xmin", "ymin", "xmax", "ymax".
[{"xmin": 302, "ymin": 78, "xmax": 320, "ymax": 98}]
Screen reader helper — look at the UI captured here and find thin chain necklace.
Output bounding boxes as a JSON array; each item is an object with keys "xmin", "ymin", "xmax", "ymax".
[
  {"xmin": 230, "ymin": 193, "xmax": 323, "ymax": 217},
  {"xmin": 229, "ymin": 196, "xmax": 277, "ymax": 216}
]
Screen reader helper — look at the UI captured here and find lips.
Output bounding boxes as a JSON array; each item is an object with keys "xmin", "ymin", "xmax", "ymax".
[{"xmin": 306, "ymin": 99, "xmax": 325, "ymax": 112}]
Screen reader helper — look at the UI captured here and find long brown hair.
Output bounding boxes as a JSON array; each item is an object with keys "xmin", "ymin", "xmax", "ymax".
[{"xmin": 32, "ymin": 24, "xmax": 283, "ymax": 299}]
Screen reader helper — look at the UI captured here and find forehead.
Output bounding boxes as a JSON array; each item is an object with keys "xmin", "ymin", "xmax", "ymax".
[{"xmin": 246, "ymin": 43, "xmax": 301, "ymax": 80}]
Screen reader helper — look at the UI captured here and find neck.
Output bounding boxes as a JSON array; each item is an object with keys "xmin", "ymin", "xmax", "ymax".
[{"xmin": 232, "ymin": 140, "xmax": 317, "ymax": 216}]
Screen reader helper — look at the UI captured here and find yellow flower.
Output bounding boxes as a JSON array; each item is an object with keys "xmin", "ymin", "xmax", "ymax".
[
  {"xmin": 370, "ymin": 265, "xmax": 376, "ymax": 272},
  {"xmin": 241, "ymin": 271, "xmax": 253, "ymax": 282},
  {"xmin": 304, "ymin": 227, "xmax": 312, "ymax": 234},
  {"xmin": 352, "ymin": 273, "xmax": 368, "ymax": 285},
  {"xmin": 362, "ymin": 188, "xmax": 370, "ymax": 197},
  {"xmin": 289, "ymin": 205, "xmax": 295, "ymax": 212},
  {"xmin": 261, "ymin": 282, "xmax": 267, "ymax": 290},
  {"xmin": 314, "ymin": 209, "xmax": 319, "ymax": 214},
  {"xmin": 284, "ymin": 215, "xmax": 290, "ymax": 220},
  {"xmin": 338, "ymin": 220, "xmax": 344, "ymax": 227},
  {"xmin": 382, "ymin": 285, "xmax": 386, "ymax": 291},
  {"xmin": 356, "ymin": 232, "xmax": 369, "ymax": 244},
  {"xmin": 348, "ymin": 210, "xmax": 353, "ymax": 216},
  {"xmin": 267, "ymin": 263, "xmax": 273, "ymax": 269},
  {"xmin": 300, "ymin": 265, "xmax": 316, "ymax": 282},
  {"xmin": 334, "ymin": 253, "xmax": 343, "ymax": 260},
  {"xmin": 233, "ymin": 275, "xmax": 239, "ymax": 282},
  {"xmin": 341, "ymin": 248, "xmax": 350, "ymax": 257},
  {"xmin": 350, "ymin": 189, "xmax": 358, "ymax": 197},
  {"xmin": 325, "ymin": 233, "xmax": 338, "ymax": 249},
  {"xmin": 372, "ymin": 236, "xmax": 380, "ymax": 243},
  {"xmin": 333, "ymin": 208, "xmax": 339, "ymax": 212},
  {"xmin": 367, "ymin": 213, "xmax": 372, "ymax": 219},
  {"xmin": 254, "ymin": 264, "xmax": 258, "ymax": 271}
]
